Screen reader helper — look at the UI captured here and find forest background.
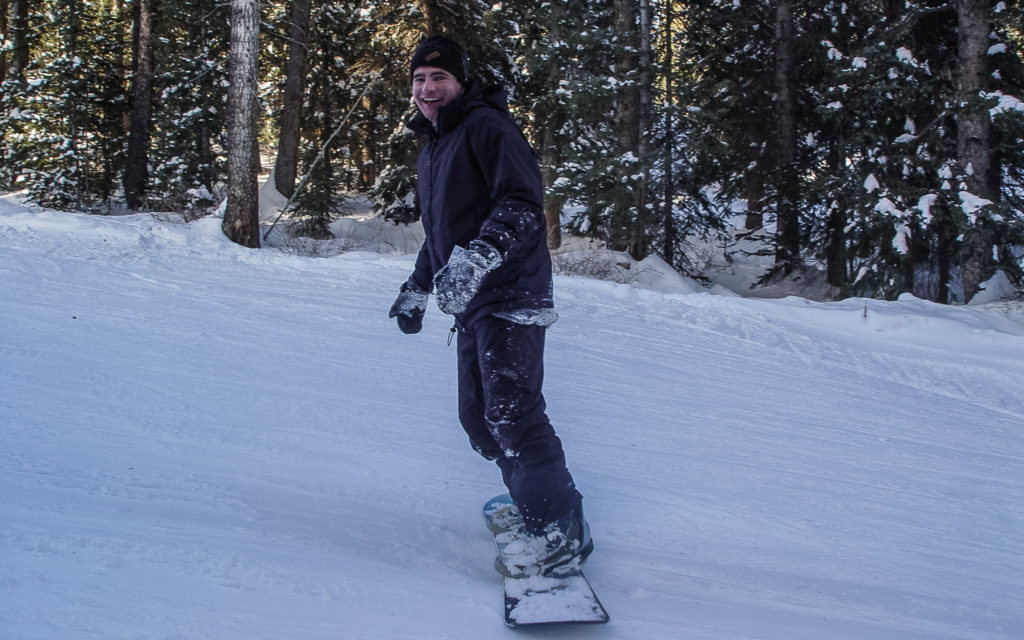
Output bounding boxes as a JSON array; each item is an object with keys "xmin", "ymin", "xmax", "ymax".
[{"xmin": 1, "ymin": 0, "xmax": 1022, "ymax": 304}]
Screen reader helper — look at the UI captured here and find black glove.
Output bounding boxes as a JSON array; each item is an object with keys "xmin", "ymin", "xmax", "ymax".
[
  {"xmin": 433, "ymin": 240, "xmax": 503, "ymax": 315},
  {"xmin": 389, "ymin": 277, "xmax": 429, "ymax": 334}
]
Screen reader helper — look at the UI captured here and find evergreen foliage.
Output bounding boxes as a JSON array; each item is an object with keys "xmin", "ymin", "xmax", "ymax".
[
  {"xmin": 148, "ymin": 0, "xmax": 230, "ymax": 215},
  {"xmin": 364, "ymin": 0, "xmax": 430, "ymax": 224},
  {"xmin": 0, "ymin": 0, "xmax": 1021, "ymax": 302},
  {"xmin": 3, "ymin": 0, "xmax": 128, "ymax": 210}
]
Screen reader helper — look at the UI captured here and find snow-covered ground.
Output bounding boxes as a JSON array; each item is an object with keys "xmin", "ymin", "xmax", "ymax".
[{"xmin": 2, "ymin": 196, "xmax": 1023, "ymax": 639}]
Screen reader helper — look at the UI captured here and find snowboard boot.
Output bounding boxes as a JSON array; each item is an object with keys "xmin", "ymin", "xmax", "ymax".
[
  {"xmin": 494, "ymin": 503, "xmax": 594, "ymax": 578},
  {"xmin": 484, "ymin": 497, "xmax": 524, "ymax": 536}
]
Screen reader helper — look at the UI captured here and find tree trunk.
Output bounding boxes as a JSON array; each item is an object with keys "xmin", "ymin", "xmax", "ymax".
[
  {"xmin": 825, "ymin": 204, "xmax": 846, "ymax": 289},
  {"xmin": 124, "ymin": 0, "xmax": 155, "ymax": 210},
  {"xmin": 540, "ymin": 124, "xmax": 563, "ymax": 250},
  {"xmin": 956, "ymin": 0, "xmax": 995, "ymax": 302},
  {"xmin": 743, "ymin": 143, "xmax": 766, "ymax": 230},
  {"xmin": 773, "ymin": 0, "xmax": 800, "ymax": 272},
  {"xmin": 630, "ymin": 0, "xmax": 652, "ymax": 261},
  {"xmin": 419, "ymin": 0, "xmax": 458, "ymax": 36},
  {"xmin": 936, "ymin": 207, "xmax": 953, "ymax": 303},
  {"xmin": 537, "ymin": 0, "xmax": 568, "ymax": 251},
  {"xmin": 64, "ymin": 0, "xmax": 86, "ymax": 209},
  {"xmin": 272, "ymin": 0, "xmax": 311, "ymax": 199},
  {"xmin": 824, "ymin": 140, "xmax": 846, "ymax": 288},
  {"xmin": 9, "ymin": 0, "xmax": 29, "ymax": 83},
  {"xmin": 0, "ymin": 0, "xmax": 7, "ymax": 84},
  {"xmin": 660, "ymin": 0, "xmax": 675, "ymax": 266},
  {"xmin": 612, "ymin": 0, "xmax": 643, "ymax": 257},
  {"xmin": 223, "ymin": 0, "xmax": 260, "ymax": 248}
]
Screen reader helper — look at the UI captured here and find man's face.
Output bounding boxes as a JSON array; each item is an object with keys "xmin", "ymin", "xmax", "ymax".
[{"xmin": 412, "ymin": 66, "xmax": 463, "ymax": 124}]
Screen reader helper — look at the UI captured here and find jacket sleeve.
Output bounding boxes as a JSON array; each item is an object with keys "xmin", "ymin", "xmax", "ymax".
[
  {"xmin": 468, "ymin": 115, "xmax": 546, "ymax": 260},
  {"xmin": 410, "ymin": 242, "xmax": 434, "ymax": 293}
]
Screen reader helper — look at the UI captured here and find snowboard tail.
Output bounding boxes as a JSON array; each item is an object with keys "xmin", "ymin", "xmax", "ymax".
[{"xmin": 483, "ymin": 494, "xmax": 609, "ymax": 628}]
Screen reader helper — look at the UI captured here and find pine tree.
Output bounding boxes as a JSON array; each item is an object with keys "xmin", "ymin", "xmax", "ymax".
[
  {"xmin": 802, "ymin": 1, "xmax": 1023, "ymax": 301},
  {"xmin": 773, "ymin": 0, "xmax": 800, "ymax": 272},
  {"xmin": 148, "ymin": 0, "xmax": 230, "ymax": 215},
  {"xmin": 124, "ymin": 0, "xmax": 155, "ymax": 209},
  {"xmin": 515, "ymin": 0, "xmax": 601, "ymax": 249},
  {"xmin": 4, "ymin": 0, "xmax": 128, "ymax": 210},
  {"xmin": 0, "ymin": 0, "xmax": 33, "ymax": 188},
  {"xmin": 0, "ymin": 0, "xmax": 1018, "ymax": 301},
  {"xmin": 287, "ymin": 1, "xmax": 363, "ymax": 239},
  {"xmin": 535, "ymin": 0, "xmax": 638, "ymax": 251},
  {"xmin": 223, "ymin": 0, "xmax": 260, "ymax": 248},
  {"xmin": 8, "ymin": 0, "xmax": 30, "ymax": 83},
  {"xmin": 956, "ymin": 0, "xmax": 999, "ymax": 301},
  {"xmin": 272, "ymin": 0, "xmax": 311, "ymax": 200},
  {"xmin": 645, "ymin": 0, "xmax": 728, "ymax": 275}
]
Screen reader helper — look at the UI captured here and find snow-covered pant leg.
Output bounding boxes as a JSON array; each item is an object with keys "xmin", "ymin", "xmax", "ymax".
[{"xmin": 456, "ymin": 315, "xmax": 581, "ymax": 528}]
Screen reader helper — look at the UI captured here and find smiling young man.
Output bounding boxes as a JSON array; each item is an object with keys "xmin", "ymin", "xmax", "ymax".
[
  {"xmin": 411, "ymin": 65, "xmax": 463, "ymax": 125},
  {"xmin": 389, "ymin": 34, "xmax": 593, "ymax": 578}
]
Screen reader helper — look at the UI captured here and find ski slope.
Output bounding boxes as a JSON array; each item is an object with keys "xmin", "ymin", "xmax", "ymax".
[{"xmin": 2, "ymin": 199, "xmax": 1023, "ymax": 639}]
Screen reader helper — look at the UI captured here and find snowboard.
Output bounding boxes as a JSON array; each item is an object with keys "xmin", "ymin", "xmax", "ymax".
[{"xmin": 482, "ymin": 493, "xmax": 609, "ymax": 628}]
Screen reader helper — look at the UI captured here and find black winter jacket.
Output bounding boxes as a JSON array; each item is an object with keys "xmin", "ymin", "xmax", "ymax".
[{"xmin": 407, "ymin": 82, "xmax": 554, "ymax": 328}]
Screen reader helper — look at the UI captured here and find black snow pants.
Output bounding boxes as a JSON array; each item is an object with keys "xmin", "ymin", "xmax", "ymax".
[{"xmin": 456, "ymin": 314, "xmax": 581, "ymax": 528}]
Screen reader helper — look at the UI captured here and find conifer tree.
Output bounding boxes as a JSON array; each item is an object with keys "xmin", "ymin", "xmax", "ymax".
[
  {"xmin": 288, "ymin": 1, "xmax": 362, "ymax": 238},
  {"xmin": 272, "ymin": 0, "xmax": 311, "ymax": 200},
  {"xmin": 365, "ymin": 0, "xmax": 424, "ymax": 225},
  {"xmin": 148, "ymin": 0, "xmax": 230, "ymax": 214},
  {"xmin": 8, "ymin": 0, "xmax": 30, "ymax": 83},
  {"xmin": 0, "ymin": 0, "xmax": 1019, "ymax": 300},
  {"xmin": 804, "ymin": 1, "xmax": 1023, "ymax": 301},
  {"xmin": 773, "ymin": 0, "xmax": 800, "ymax": 272},
  {"xmin": 124, "ymin": 0, "xmax": 155, "ymax": 209},
  {"xmin": 223, "ymin": 0, "xmax": 260, "ymax": 247},
  {"xmin": 537, "ymin": 0, "xmax": 637, "ymax": 251},
  {"xmin": 645, "ymin": 0, "xmax": 728, "ymax": 274},
  {"xmin": 5, "ymin": 0, "xmax": 128, "ymax": 209}
]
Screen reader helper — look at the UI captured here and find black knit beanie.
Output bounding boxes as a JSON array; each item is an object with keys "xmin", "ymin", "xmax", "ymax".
[{"xmin": 409, "ymin": 35, "xmax": 469, "ymax": 85}]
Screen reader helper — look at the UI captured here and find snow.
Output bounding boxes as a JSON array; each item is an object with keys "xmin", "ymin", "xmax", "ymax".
[
  {"xmin": 874, "ymin": 196, "xmax": 900, "ymax": 217},
  {"xmin": 892, "ymin": 222, "xmax": 910, "ymax": 255},
  {"xmin": 917, "ymin": 193, "xmax": 937, "ymax": 224},
  {"xmin": 959, "ymin": 190, "xmax": 994, "ymax": 217},
  {"xmin": 863, "ymin": 173, "xmax": 880, "ymax": 192},
  {"xmin": 504, "ymin": 574, "xmax": 602, "ymax": 624},
  {"xmin": 970, "ymin": 270, "xmax": 1019, "ymax": 305},
  {"xmin": 823, "ymin": 41, "xmax": 844, "ymax": 61},
  {"xmin": 2, "ymin": 195, "xmax": 1024, "ymax": 639},
  {"xmin": 895, "ymin": 47, "xmax": 916, "ymax": 66},
  {"xmin": 985, "ymin": 90, "xmax": 1024, "ymax": 116}
]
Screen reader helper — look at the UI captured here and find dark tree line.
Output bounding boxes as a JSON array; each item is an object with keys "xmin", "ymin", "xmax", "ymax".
[{"xmin": 0, "ymin": 0, "xmax": 1021, "ymax": 302}]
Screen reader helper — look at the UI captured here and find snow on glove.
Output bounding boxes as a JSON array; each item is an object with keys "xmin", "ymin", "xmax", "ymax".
[
  {"xmin": 433, "ymin": 240, "xmax": 503, "ymax": 315},
  {"xmin": 389, "ymin": 277, "xmax": 429, "ymax": 334}
]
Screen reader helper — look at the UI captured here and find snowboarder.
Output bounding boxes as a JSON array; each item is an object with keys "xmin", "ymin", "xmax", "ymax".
[{"xmin": 389, "ymin": 34, "xmax": 592, "ymax": 577}]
